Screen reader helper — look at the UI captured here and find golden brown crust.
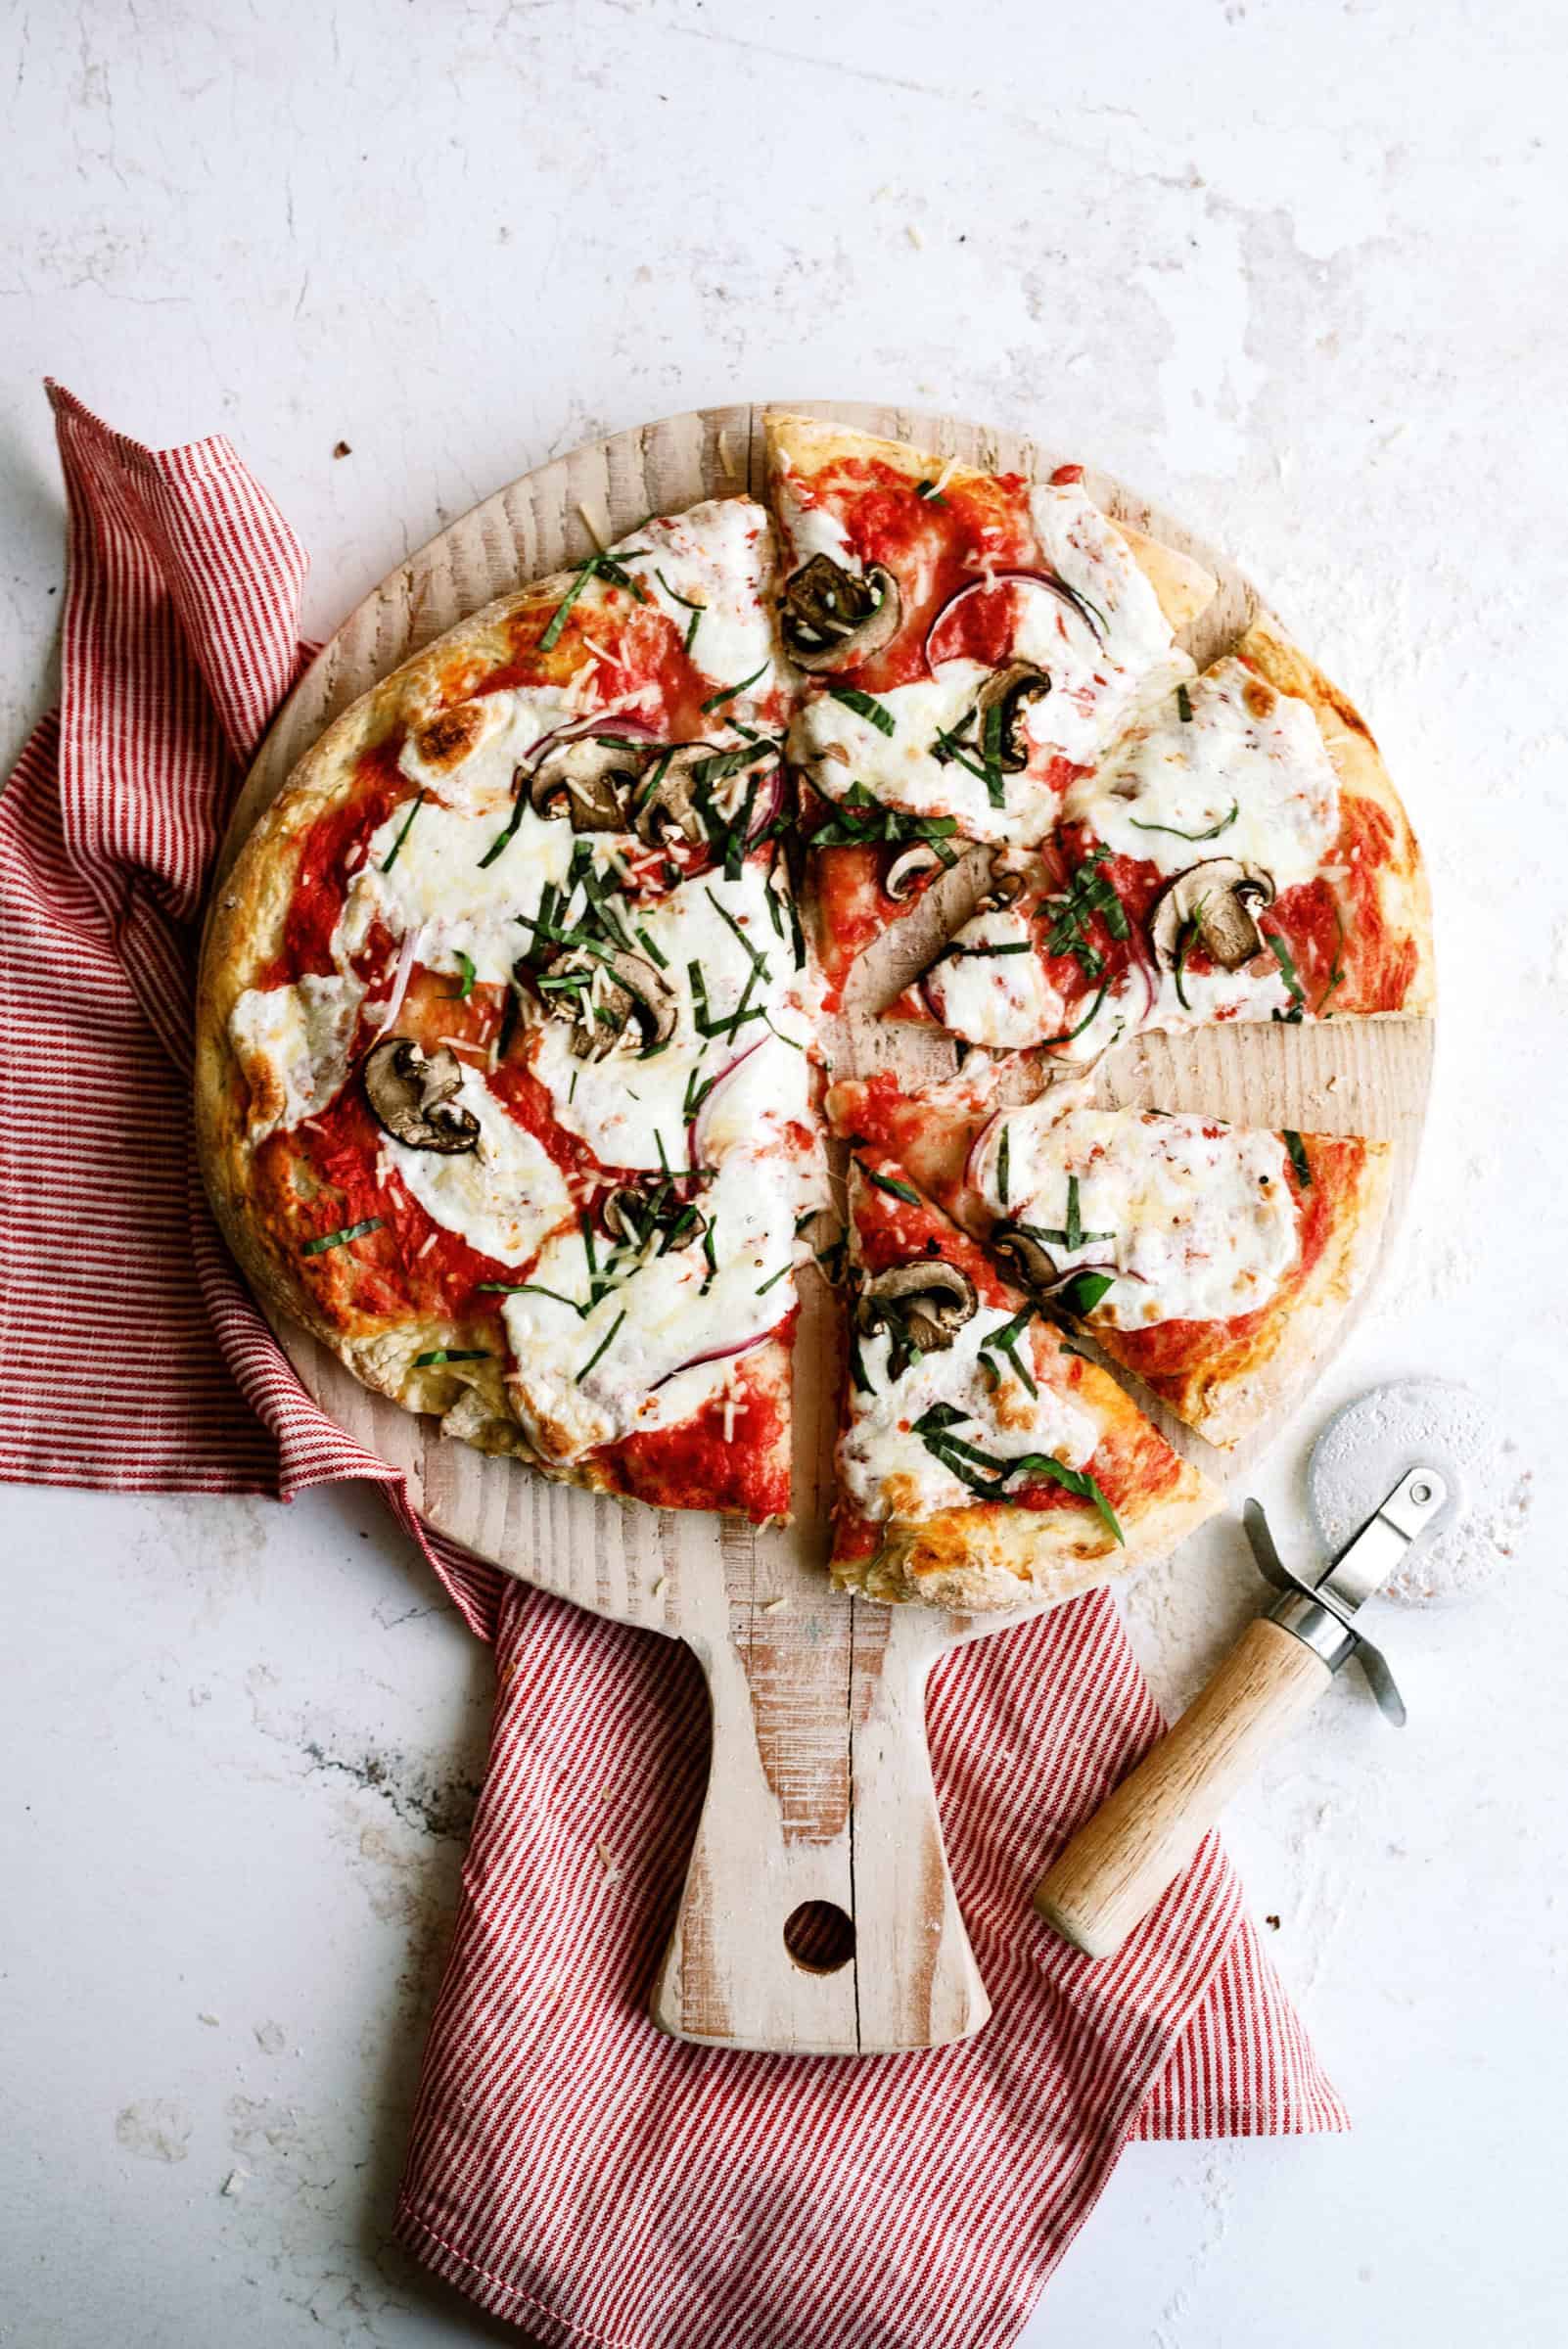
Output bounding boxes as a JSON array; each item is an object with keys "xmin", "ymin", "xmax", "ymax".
[
  {"xmin": 832, "ymin": 1465, "xmax": 1218, "ymax": 1612},
  {"xmin": 1240, "ymin": 617, "xmax": 1435, "ymax": 1019},
  {"xmin": 763, "ymin": 411, "xmax": 1217, "ymax": 634}
]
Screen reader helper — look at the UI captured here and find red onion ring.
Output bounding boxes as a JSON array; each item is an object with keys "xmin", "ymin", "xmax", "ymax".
[
  {"xmin": 923, "ymin": 568, "xmax": 1107, "ymax": 674},
  {"xmin": 651, "ymin": 1324, "xmax": 775, "ymax": 1390},
  {"xmin": 687, "ymin": 1036, "xmax": 767, "ymax": 1168},
  {"xmin": 518, "ymin": 710, "xmax": 665, "ymax": 771},
  {"xmin": 369, "ymin": 922, "xmax": 425, "ymax": 1036},
  {"xmin": 963, "ymin": 1105, "xmax": 1009, "ymax": 1197}
]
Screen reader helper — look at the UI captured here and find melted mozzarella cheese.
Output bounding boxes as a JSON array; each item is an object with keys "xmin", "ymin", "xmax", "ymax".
[
  {"xmin": 1063, "ymin": 656, "xmax": 1340, "ymax": 889},
  {"xmin": 921, "ymin": 906, "xmax": 1065, "ymax": 1049},
  {"xmin": 343, "ymin": 796, "xmax": 576, "ymax": 986},
  {"xmin": 500, "ymin": 1141, "xmax": 799, "ymax": 1461},
  {"xmin": 972, "ymin": 1103, "xmax": 1299, "ymax": 1326},
  {"xmin": 616, "ymin": 498, "xmax": 784, "ymax": 708},
  {"xmin": 527, "ymin": 860, "xmax": 820, "ymax": 1180},
  {"xmin": 386, "ymin": 1069, "xmax": 573, "ymax": 1267},
  {"xmin": 396, "ymin": 688, "xmax": 577, "ymax": 806},
  {"xmin": 839, "ymin": 1302, "xmax": 1099, "ymax": 1524},
  {"xmin": 229, "ymin": 971, "xmax": 365, "ymax": 1138}
]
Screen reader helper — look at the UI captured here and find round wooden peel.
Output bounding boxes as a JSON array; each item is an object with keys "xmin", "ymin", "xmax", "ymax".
[{"xmin": 214, "ymin": 402, "xmax": 1432, "ymax": 2055}]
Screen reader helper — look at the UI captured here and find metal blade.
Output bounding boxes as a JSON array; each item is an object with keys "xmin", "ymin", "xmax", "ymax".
[{"xmin": 1317, "ymin": 1464, "xmax": 1450, "ymax": 1614}]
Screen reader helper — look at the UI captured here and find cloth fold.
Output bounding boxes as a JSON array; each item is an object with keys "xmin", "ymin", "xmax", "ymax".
[{"xmin": 0, "ymin": 386, "xmax": 1346, "ymax": 2349}]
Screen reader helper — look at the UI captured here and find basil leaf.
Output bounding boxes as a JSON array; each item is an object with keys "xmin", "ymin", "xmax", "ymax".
[
  {"xmin": 1264, "ymin": 928, "xmax": 1307, "ymax": 1006},
  {"xmin": 1056, "ymin": 1268, "xmax": 1116, "ymax": 1317},
  {"xmin": 448, "ymin": 949, "xmax": 476, "ymax": 1000},
  {"xmin": 575, "ymin": 1309, "xmax": 626, "ymax": 1385},
  {"xmin": 301, "ymin": 1218, "xmax": 383, "ymax": 1257},
  {"xmin": 1129, "ymin": 799, "xmax": 1238, "ymax": 843},
  {"xmin": 862, "ymin": 1165, "xmax": 921, "ymax": 1207},
  {"xmin": 1176, "ymin": 682, "xmax": 1193, "ymax": 723},
  {"xmin": 827, "ymin": 684, "xmax": 896, "ymax": 738},
  {"xmin": 1283, "ymin": 1129, "xmax": 1313, "ymax": 1189},
  {"xmin": 413, "ymin": 1348, "xmax": 490, "ymax": 1366},
  {"xmin": 381, "ymin": 790, "xmax": 425, "ymax": 872},
  {"xmin": 700, "ymin": 661, "xmax": 770, "ymax": 713}
]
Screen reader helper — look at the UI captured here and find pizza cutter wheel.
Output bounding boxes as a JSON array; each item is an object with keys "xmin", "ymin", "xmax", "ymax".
[{"xmin": 1031, "ymin": 1380, "xmax": 1494, "ymax": 1960}]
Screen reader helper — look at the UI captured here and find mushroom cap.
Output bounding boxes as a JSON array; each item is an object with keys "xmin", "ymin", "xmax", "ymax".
[
  {"xmin": 552, "ymin": 945, "xmax": 678, "ymax": 1060},
  {"xmin": 990, "ymin": 1223, "xmax": 1059, "ymax": 1293},
  {"xmin": 362, "ymin": 1036, "xmax": 481, "ymax": 1155},
  {"xmin": 976, "ymin": 662, "xmax": 1051, "ymax": 773},
  {"xmin": 884, "ymin": 842, "xmax": 946, "ymax": 902},
  {"xmin": 857, "ymin": 1258, "xmax": 979, "ymax": 1376},
  {"xmin": 530, "ymin": 736, "xmax": 649, "ymax": 831},
  {"xmin": 1148, "ymin": 857, "xmax": 1277, "ymax": 974},
  {"xmin": 632, "ymin": 745, "xmax": 711, "ymax": 846},
  {"xmin": 780, "ymin": 555, "xmax": 901, "ymax": 673}
]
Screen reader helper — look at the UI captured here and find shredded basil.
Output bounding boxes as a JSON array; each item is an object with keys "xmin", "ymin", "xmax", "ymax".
[
  {"xmin": 1130, "ymin": 799, "xmax": 1238, "ymax": 843},
  {"xmin": 996, "ymin": 1126, "xmax": 1010, "ymax": 1206},
  {"xmin": 477, "ymin": 1280, "xmax": 586, "ymax": 1315},
  {"xmin": 700, "ymin": 1220, "xmax": 717, "ymax": 1295},
  {"xmin": 1039, "ymin": 980, "xmax": 1111, "ymax": 1048},
  {"xmin": 538, "ymin": 550, "xmax": 648, "ymax": 655},
  {"xmin": 301, "ymin": 1218, "xmax": 383, "ymax": 1257},
  {"xmin": 413, "ymin": 1348, "xmax": 490, "ymax": 1366},
  {"xmin": 988, "ymin": 1302, "xmax": 1037, "ymax": 1398},
  {"xmin": 756, "ymin": 1262, "xmax": 794, "ymax": 1296},
  {"xmin": 1030, "ymin": 1175, "xmax": 1113, "ymax": 1253},
  {"xmin": 914, "ymin": 478, "xmax": 947, "ymax": 505},
  {"xmin": 827, "ymin": 684, "xmax": 896, "ymax": 738},
  {"xmin": 381, "ymin": 790, "xmax": 425, "ymax": 872},
  {"xmin": 479, "ymin": 783, "xmax": 528, "ymax": 870},
  {"xmin": 862, "ymin": 1165, "xmax": 921, "ymax": 1207},
  {"xmin": 1056, "ymin": 1268, "xmax": 1116, "ymax": 1317},
  {"xmin": 1283, "ymin": 1129, "xmax": 1313, "ymax": 1189},
  {"xmin": 575, "ymin": 1309, "xmax": 626, "ymax": 1385},
  {"xmin": 1265, "ymin": 928, "xmax": 1307, "ymax": 1020},
  {"xmin": 1174, "ymin": 908, "xmax": 1202, "ymax": 1011},
  {"xmin": 700, "ymin": 661, "xmax": 770, "ymax": 713},
  {"xmin": 448, "ymin": 949, "xmax": 476, "ymax": 1000},
  {"xmin": 1176, "ymin": 682, "xmax": 1194, "ymax": 723},
  {"xmin": 910, "ymin": 1404, "xmax": 1123, "ymax": 1544}
]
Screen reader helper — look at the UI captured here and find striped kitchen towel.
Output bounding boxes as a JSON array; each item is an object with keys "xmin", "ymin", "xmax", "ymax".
[{"xmin": 0, "ymin": 385, "xmax": 1347, "ymax": 2349}]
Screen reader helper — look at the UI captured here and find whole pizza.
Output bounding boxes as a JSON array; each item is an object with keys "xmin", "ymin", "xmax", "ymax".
[{"xmin": 196, "ymin": 413, "xmax": 1432, "ymax": 1613}]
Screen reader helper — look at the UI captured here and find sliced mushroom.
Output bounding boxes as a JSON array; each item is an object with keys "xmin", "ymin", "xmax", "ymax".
[
  {"xmin": 550, "ymin": 946, "xmax": 678, "ymax": 1061},
  {"xmin": 632, "ymin": 745, "xmax": 715, "ymax": 847},
  {"xmin": 990, "ymin": 1223, "xmax": 1059, "ymax": 1294},
  {"xmin": 780, "ymin": 554, "xmax": 901, "ymax": 672},
  {"xmin": 884, "ymin": 843, "xmax": 945, "ymax": 901},
  {"xmin": 1148, "ymin": 858, "xmax": 1277, "ymax": 974},
  {"xmin": 974, "ymin": 863, "xmax": 1026, "ymax": 915},
  {"xmin": 602, "ymin": 1183, "xmax": 707, "ymax": 1249},
  {"xmin": 362, "ymin": 1037, "xmax": 480, "ymax": 1155},
  {"xmin": 856, "ymin": 1260, "xmax": 978, "ymax": 1380},
  {"xmin": 975, "ymin": 663, "xmax": 1051, "ymax": 772},
  {"xmin": 529, "ymin": 736, "xmax": 649, "ymax": 832}
]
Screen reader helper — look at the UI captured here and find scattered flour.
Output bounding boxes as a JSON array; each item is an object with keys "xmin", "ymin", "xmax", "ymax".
[{"xmin": 1308, "ymin": 1379, "xmax": 1532, "ymax": 1604}]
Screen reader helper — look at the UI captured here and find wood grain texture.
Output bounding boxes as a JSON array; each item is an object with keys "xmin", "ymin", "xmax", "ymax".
[
  {"xmin": 1034, "ymin": 1617, "xmax": 1332, "ymax": 1960},
  {"xmin": 217, "ymin": 403, "xmax": 1432, "ymax": 2053}
]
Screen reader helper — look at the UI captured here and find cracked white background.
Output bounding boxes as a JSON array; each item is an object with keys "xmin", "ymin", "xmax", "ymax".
[{"xmin": 4, "ymin": 2, "xmax": 1567, "ymax": 2343}]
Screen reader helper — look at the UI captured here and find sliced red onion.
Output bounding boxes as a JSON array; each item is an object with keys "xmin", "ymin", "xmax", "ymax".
[
  {"xmin": 924, "ymin": 568, "xmax": 1107, "ymax": 673},
  {"xmin": 963, "ymin": 1104, "xmax": 1009, "ymax": 1198},
  {"xmin": 369, "ymin": 922, "xmax": 425, "ymax": 1036},
  {"xmin": 651, "ymin": 1323, "xmax": 775, "ymax": 1391},
  {"xmin": 745, "ymin": 756, "xmax": 789, "ymax": 840},
  {"xmin": 517, "ymin": 709, "xmax": 665, "ymax": 773},
  {"xmin": 686, "ymin": 1036, "xmax": 767, "ymax": 1168},
  {"xmin": 1122, "ymin": 912, "xmax": 1159, "ymax": 1027}
]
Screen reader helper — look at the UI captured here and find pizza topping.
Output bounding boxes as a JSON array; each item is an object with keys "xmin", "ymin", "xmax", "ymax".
[
  {"xmin": 885, "ymin": 843, "xmax": 947, "ymax": 901},
  {"xmin": 970, "ymin": 1103, "xmax": 1300, "ymax": 1328},
  {"xmin": 780, "ymin": 554, "xmax": 901, "ymax": 672},
  {"xmin": 382, "ymin": 1069, "xmax": 574, "ymax": 1267},
  {"xmin": 529, "ymin": 736, "xmax": 649, "ymax": 832},
  {"xmin": 1064, "ymin": 657, "xmax": 1340, "ymax": 888},
  {"xmin": 363, "ymin": 1036, "xmax": 482, "ymax": 1154},
  {"xmin": 1149, "ymin": 857, "xmax": 1277, "ymax": 973},
  {"xmin": 975, "ymin": 662, "xmax": 1052, "ymax": 773},
  {"xmin": 547, "ymin": 944, "xmax": 678, "ymax": 1061},
  {"xmin": 229, "ymin": 971, "xmax": 365, "ymax": 1139},
  {"xmin": 856, "ymin": 1260, "xmax": 978, "ymax": 1381},
  {"xmin": 919, "ymin": 904, "xmax": 1065, "ymax": 1049}
]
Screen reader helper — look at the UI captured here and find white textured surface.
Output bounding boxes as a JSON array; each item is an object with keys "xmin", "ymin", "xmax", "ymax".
[{"xmin": 4, "ymin": 3, "xmax": 1568, "ymax": 2342}]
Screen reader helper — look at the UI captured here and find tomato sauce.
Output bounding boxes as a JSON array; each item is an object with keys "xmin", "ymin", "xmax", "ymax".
[
  {"xmin": 596, "ymin": 1341, "xmax": 793, "ymax": 1523},
  {"xmin": 278, "ymin": 737, "xmax": 408, "ymax": 981}
]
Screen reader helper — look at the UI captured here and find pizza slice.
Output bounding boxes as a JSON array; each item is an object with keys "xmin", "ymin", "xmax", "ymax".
[
  {"xmin": 904, "ymin": 620, "xmax": 1434, "ymax": 1058},
  {"xmin": 765, "ymin": 410, "xmax": 1217, "ymax": 1004},
  {"xmin": 829, "ymin": 1069, "xmax": 1392, "ymax": 1450},
  {"xmin": 200, "ymin": 497, "xmax": 827, "ymax": 1524},
  {"xmin": 833, "ymin": 1145, "xmax": 1218, "ymax": 1610}
]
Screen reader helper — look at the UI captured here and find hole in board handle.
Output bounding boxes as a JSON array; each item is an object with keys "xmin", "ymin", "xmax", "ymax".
[{"xmin": 783, "ymin": 1901, "xmax": 855, "ymax": 1974}]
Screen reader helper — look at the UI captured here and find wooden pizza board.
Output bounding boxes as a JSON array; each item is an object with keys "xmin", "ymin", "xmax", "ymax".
[{"xmin": 216, "ymin": 402, "xmax": 1432, "ymax": 2056}]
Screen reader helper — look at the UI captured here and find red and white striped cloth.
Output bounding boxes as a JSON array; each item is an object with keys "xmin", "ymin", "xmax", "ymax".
[{"xmin": 0, "ymin": 386, "xmax": 1347, "ymax": 2349}]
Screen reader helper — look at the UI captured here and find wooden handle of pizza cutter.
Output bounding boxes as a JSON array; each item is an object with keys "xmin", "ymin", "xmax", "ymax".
[
  {"xmin": 650, "ymin": 1610, "xmax": 990, "ymax": 2055},
  {"xmin": 1034, "ymin": 1618, "xmax": 1330, "ymax": 1960}
]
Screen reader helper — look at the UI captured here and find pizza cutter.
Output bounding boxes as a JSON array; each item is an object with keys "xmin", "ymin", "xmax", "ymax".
[{"xmin": 1033, "ymin": 1385, "xmax": 1467, "ymax": 1958}]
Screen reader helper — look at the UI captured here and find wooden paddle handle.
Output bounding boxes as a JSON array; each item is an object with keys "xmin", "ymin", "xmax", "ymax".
[
  {"xmin": 650, "ymin": 1617, "xmax": 990, "ymax": 2055},
  {"xmin": 1034, "ymin": 1618, "xmax": 1330, "ymax": 1959}
]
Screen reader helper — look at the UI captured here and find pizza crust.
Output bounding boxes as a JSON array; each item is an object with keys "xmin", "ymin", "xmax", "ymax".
[{"xmin": 833, "ymin": 1463, "xmax": 1218, "ymax": 1612}]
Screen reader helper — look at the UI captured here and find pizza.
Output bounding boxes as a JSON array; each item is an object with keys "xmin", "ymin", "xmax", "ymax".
[
  {"xmin": 832, "ymin": 1146, "xmax": 1218, "ymax": 1609},
  {"xmin": 827, "ymin": 1069, "xmax": 1392, "ymax": 1450},
  {"xmin": 199, "ymin": 497, "xmax": 826, "ymax": 1526},
  {"xmin": 196, "ymin": 411, "xmax": 1430, "ymax": 1603}
]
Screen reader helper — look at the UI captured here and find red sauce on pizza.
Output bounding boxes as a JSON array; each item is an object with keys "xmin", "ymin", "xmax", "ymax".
[{"xmin": 598, "ymin": 1341, "xmax": 793, "ymax": 1521}]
